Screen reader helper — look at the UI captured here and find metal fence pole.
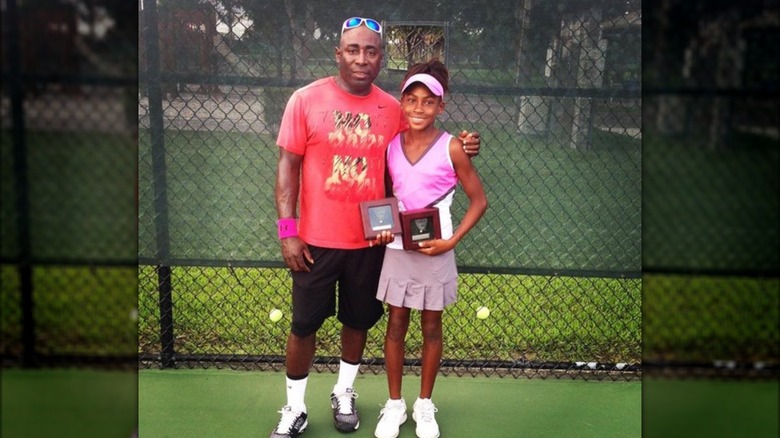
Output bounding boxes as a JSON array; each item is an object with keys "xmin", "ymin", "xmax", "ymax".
[
  {"xmin": 4, "ymin": 0, "xmax": 36, "ymax": 368},
  {"xmin": 156, "ymin": 265, "xmax": 175, "ymax": 368},
  {"xmin": 142, "ymin": 0, "xmax": 175, "ymax": 368}
]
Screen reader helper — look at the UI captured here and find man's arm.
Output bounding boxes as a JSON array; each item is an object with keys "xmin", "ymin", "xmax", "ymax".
[{"xmin": 275, "ymin": 148, "xmax": 313, "ymax": 272}]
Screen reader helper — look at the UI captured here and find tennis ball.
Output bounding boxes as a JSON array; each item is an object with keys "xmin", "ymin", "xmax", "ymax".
[
  {"xmin": 269, "ymin": 308, "xmax": 283, "ymax": 323},
  {"xmin": 476, "ymin": 306, "xmax": 490, "ymax": 320}
]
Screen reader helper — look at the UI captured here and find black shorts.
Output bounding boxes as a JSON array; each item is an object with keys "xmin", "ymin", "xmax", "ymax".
[{"xmin": 290, "ymin": 244, "xmax": 386, "ymax": 337}]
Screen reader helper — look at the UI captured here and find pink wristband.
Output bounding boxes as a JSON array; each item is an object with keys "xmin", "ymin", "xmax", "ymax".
[{"xmin": 277, "ymin": 218, "xmax": 298, "ymax": 239}]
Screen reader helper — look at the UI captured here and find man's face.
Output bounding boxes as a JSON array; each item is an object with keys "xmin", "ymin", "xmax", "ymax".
[{"xmin": 335, "ymin": 26, "xmax": 383, "ymax": 95}]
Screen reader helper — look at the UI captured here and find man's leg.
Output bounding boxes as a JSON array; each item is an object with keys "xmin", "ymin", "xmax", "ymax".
[
  {"xmin": 272, "ymin": 244, "xmax": 337, "ymax": 437},
  {"xmin": 330, "ymin": 245, "xmax": 385, "ymax": 433},
  {"xmin": 340, "ymin": 324, "xmax": 368, "ymax": 364},
  {"xmin": 330, "ymin": 325, "xmax": 368, "ymax": 432},
  {"xmin": 269, "ymin": 332, "xmax": 316, "ymax": 438},
  {"xmin": 284, "ymin": 332, "xmax": 316, "ymax": 411}
]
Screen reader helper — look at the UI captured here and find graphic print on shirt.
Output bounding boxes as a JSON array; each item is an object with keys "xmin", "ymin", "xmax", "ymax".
[{"xmin": 325, "ymin": 110, "xmax": 385, "ymax": 201}]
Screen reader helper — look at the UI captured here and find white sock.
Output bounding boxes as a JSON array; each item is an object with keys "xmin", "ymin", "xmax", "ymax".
[
  {"xmin": 333, "ymin": 360, "xmax": 360, "ymax": 393},
  {"xmin": 286, "ymin": 376, "xmax": 308, "ymax": 412}
]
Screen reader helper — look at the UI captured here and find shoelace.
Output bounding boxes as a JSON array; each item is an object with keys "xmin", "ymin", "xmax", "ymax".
[
  {"xmin": 415, "ymin": 403, "xmax": 438, "ymax": 422},
  {"xmin": 275, "ymin": 407, "xmax": 301, "ymax": 433},
  {"xmin": 334, "ymin": 390, "xmax": 358, "ymax": 415},
  {"xmin": 378, "ymin": 402, "xmax": 405, "ymax": 421}
]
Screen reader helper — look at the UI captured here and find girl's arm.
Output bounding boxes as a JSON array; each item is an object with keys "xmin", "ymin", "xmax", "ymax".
[{"xmin": 417, "ymin": 136, "xmax": 488, "ymax": 255}]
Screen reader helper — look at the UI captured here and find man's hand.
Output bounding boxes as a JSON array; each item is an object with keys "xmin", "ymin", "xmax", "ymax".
[
  {"xmin": 281, "ymin": 237, "xmax": 314, "ymax": 272},
  {"xmin": 369, "ymin": 230, "xmax": 394, "ymax": 247},
  {"xmin": 459, "ymin": 130, "xmax": 480, "ymax": 157}
]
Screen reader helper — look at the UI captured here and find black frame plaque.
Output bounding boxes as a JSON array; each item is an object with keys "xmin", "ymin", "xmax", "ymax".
[
  {"xmin": 400, "ymin": 207, "xmax": 441, "ymax": 250},
  {"xmin": 359, "ymin": 197, "xmax": 402, "ymax": 240}
]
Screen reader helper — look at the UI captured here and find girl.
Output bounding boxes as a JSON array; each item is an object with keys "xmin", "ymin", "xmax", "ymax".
[{"xmin": 374, "ymin": 60, "xmax": 488, "ymax": 438}]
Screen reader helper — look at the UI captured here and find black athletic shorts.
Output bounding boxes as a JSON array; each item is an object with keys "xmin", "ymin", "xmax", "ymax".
[{"xmin": 290, "ymin": 244, "xmax": 386, "ymax": 337}]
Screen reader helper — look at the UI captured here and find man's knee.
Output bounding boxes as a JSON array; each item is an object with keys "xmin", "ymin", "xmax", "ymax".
[{"xmin": 291, "ymin": 319, "xmax": 324, "ymax": 338}]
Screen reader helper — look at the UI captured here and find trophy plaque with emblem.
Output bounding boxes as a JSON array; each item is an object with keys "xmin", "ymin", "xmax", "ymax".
[
  {"xmin": 400, "ymin": 207, "xmax": 441, "ymax": 250},
  {"xmin": 359, "ymin": 197, "xmax": 402, "ymax": 240}
]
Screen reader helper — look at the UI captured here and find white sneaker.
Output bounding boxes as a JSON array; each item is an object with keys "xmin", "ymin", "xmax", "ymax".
[
  {"xmin": 374, "ymin": 398, "xmax": 407, "ymax": 438},
  {"xmin": 412, "ymin": 398, "xmax": 440, "ymax": 438}
]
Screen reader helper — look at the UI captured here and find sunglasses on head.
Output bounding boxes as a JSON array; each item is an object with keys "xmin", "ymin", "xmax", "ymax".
[{"xmin": 341, "ymin": 17, "xmax": 382, "ymax": 36}]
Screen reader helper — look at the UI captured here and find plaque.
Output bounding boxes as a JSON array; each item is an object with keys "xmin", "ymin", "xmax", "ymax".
[
  {"xmin": 359, "ymin": 197, "xmax": 402, "ymax": 240},
  {"xmin": 400, "ymin": 207, "xmax": 441, "ymax": 250}
]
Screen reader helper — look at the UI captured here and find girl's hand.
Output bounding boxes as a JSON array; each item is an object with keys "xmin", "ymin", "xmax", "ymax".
[{"xmin": 416, "ymin": 238, "xmax": 454, "ymax": 256}]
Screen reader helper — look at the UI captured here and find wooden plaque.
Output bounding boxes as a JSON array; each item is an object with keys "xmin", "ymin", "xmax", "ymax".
[
  {"xmin": 359, "ymin": 197, "xmax": 402, "ymax": 240},
  {"xmin": 400, "ymin": 207, "xmax": 441, "ymax": 250}
]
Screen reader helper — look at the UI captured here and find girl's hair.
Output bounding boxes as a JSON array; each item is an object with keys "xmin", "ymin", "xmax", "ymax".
[{"xmin": 401, "ymin": 59, "xmax": 450, "ymax": 94}]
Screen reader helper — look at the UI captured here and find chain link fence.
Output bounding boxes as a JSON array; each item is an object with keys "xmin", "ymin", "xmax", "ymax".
[
  {"xmin": 2, "ymin": 0, "xmax": 776, "ymax": 381},
  {"xmin": 137, "ymin": 0, "xmax": 641, "ymax": 380},
  {"xmin": 642, "ymin": 0, "xmax": 779, "ymax": 379},
  {"xmin": 1, "ymin": 0, "xmax": 137, "ymax": 367}
]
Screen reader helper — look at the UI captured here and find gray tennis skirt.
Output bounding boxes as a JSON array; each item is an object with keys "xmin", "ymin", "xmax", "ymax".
[{"xmin": 376, "ymin": 247, "xmax": 458, "ymax": 311}]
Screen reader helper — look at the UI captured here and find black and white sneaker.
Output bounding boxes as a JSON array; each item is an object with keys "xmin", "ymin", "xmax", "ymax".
[
  {"xmin": 330, "ymin": 387, "xmax": 360, "ymax": 432},
  {"xmin": 269, "ymin": 405, "xmax": 308, "ymax": 438}
]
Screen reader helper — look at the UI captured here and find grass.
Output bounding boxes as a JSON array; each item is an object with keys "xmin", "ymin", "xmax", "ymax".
[
  {"xmin": 1, "ymin": 264, "xmax": 137, "ymax": 357},
  {"xmin": 442, "ymin": 124, "xmax": 641, "ymax": 271},
  {"xmin": 6, "ymin": 262, "xmax": 774, "ymax": 366},
  {"xmin": 139, "ymin": 125, "xmax": 641, "ymax": 272},
  {"xmin": 2, "ymin": 128, "xmax": 137, "ymax": 359},
  {"xmin": 1, "ymin": 130, "xmax": 136, "ymax": 261},
  {"xmin": 138, "ymin": 129, "xmax": 279, "ymax": 262},
  {"xmin": 138, "ymin": 265, "xmax": 640, "ymax": 363},
  {"xmin": 6, "ymin": 98, "xmax": 778, "ymax": 370},
  {"xmin": 643, "ymin": 273, "xmax": 779, "ymax": 363},
  {"xmin": 643, "ymin": 131, "xmax": 779, "ymax": 271}
]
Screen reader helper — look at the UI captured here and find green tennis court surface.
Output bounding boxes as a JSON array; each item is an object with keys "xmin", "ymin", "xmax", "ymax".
[
  {"xmin": 5, "ymin": 369, "xmax": 777, "ymax": 437},
  {"xmin": 1, "ymin": 369, "xmax": 137, "ymax": 437},
  {"xmin": 643, "ymin": 377, "xmax": 779, "ymax": 438},
  {"xmin": 138, "ymin": 369, "xmax": 640, "ymax": 437}
]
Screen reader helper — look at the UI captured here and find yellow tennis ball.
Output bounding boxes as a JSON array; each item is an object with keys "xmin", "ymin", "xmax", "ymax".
[
  {"xmin": 269, "ymin": 308, "xmax": 283, "ymax": 323},
  {"xmin": 476, "ymin": 306, "xmax": 490, "ymax": 320}
]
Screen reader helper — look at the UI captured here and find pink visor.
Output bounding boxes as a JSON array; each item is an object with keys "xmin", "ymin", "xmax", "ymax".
[{"xmin": 401, "ymin": 74, "xmax": 444, "ymax": 96}]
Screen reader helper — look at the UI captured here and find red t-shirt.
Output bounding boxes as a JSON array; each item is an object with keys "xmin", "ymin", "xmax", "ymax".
[{"xmin": 277, "ymin": 77, "xmax": 405, "ymax": 249}]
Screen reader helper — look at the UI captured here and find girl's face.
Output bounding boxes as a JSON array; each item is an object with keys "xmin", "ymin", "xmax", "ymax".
[{"xmin": 401, "ymin": 83, "xmax": 444, "ymax": 131}]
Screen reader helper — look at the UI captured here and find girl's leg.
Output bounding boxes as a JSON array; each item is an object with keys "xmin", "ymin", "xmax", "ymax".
[
  {"xmin": 385, "ymin": 304, "xmax": 411, "ymax": 399},
  {"xmin": 419, "ymin": 309, "xmax": 443, "ymax": 399}
]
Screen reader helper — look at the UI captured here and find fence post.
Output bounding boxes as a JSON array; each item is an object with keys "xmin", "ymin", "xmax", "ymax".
[
  {"xmin": 156, "ymin": 265, "xmax": 175, "ymax": 368},
  {"xmin": 4, "ymin": 0, "xmax": 36, "ymax": 368},
  {"xmin": 142, "ymin": 0, "xmax": 176, "ymax": 368}
]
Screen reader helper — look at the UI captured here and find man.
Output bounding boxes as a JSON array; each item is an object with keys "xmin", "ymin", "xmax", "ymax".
[{"xmin": 271, "ymin": 17, "xmax": 479, "ymax": 438}]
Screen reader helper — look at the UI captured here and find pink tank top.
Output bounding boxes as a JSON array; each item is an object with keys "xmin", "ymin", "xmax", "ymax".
[{"xmin": 386, "ymin": 130, "xmax": 458, "ymax": 248}]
